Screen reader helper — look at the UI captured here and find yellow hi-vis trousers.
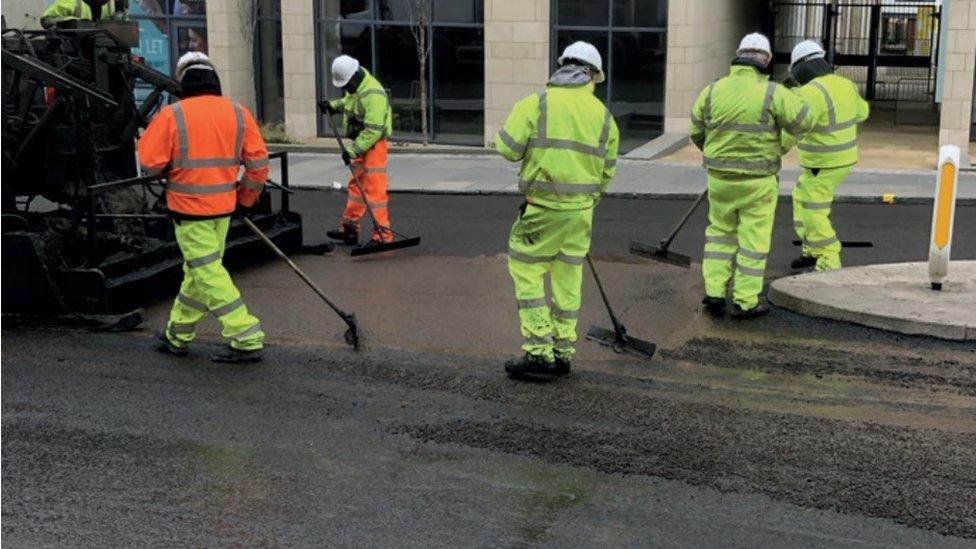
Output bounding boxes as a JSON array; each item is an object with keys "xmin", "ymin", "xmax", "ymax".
[
  {"xmin": 702, "ymin": 173, "xmax": 777, "ymax": 310},
  {"xmin": 792, "ymin": 165, "xmax": 850, "ymax": 271},
  {"xmin": 164, "ymin": 217, "xmax": 264, "ymax": 350},
  {"xmin": 507, "ymin": 203, "xmax": 593, "ymax": 362}
]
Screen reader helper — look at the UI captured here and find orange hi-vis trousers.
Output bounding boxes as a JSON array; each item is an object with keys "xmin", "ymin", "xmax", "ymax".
[{"xmin": 341, "ymin": 139, "xmax": 392, "ymax": 242}]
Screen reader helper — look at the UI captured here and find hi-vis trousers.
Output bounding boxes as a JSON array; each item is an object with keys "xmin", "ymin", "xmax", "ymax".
[
  {"xmin": 507, "ymin": 203, "xmax": 593, "ymax": 362},
  {"xmin": 792, "ymin": 165, "xmax": 850, "ymax": 271},
  {"xmin": 702, "ymin": 172, "xmax": 777, "ymax": 311},
  {"xmin": 164, "ymin": 217, "xmax": 264, "ymax": 351},
  {"xmin": 341, "ymin": 139, "xmax": 392, "ymax": 242}
]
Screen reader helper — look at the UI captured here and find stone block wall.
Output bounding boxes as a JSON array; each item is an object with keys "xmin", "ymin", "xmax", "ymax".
[
  {"xmin": 205, "ymin": 0, "xmax": 256, "ymax": 112},
  {"xmin": 483, "ymin": 0, "xmax": 550, "ymax": 146},
  {"xmin": 663, "ymin": 0, "xmax": 766, "ymax": 134},
  {"xmin": 281, "ymin": 1, "xmax": 317, "ymax": 139},
  {"xmin": 938, "ymin": 0, "xmax": 976, "ymax": 165}
]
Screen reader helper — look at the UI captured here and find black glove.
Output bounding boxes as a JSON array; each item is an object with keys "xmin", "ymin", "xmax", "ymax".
[
  {"xmin": 317, "ymin": 101, "xmax": 337, "ymax": 115},
  {"xmin": 235, "ymin": 203, "xmax": 255, "ymax": 218},
  {"xmin": 341, "ymin": 151, "xmax": 352, "ymax": 166}
]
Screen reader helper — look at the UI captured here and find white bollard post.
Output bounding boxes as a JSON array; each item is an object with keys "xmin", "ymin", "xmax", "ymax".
[{"xmin": 928, "ymin": 145, "xmax": 960, "ymax": 291}]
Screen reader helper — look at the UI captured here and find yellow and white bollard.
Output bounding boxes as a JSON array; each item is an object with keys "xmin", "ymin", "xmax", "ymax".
[{"xmin": 928, "ymin": 145, "xmax": 960, "ymax": 290}]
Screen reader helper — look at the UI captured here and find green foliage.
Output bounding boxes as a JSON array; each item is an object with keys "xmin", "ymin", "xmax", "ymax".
[{"xmin": 259, "ymin": 122, "xmax": 293, "ymax": 144}]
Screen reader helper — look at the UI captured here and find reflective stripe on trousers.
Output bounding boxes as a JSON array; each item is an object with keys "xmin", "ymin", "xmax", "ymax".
[{"xmin": 791, "ymin": 165, "xmax": 849, "ymax": 271}]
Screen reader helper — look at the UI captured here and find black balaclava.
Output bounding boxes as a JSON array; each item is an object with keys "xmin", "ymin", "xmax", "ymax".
[
  {"xmin": 343, "ymin": 69, "xmax": 365, "ymax": 94},
  {"xmin": 731, "ymin": 55, "xmax": 772, "ymax": 75},
  {"xmin": 791, "ymin": 57, "xmax": 832, "ymax": 85},
  {"xmin": 180, "ymin": 66, "xmax": 222, "ymax": 98}
]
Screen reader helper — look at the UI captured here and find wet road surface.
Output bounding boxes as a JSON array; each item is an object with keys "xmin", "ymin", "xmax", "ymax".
[{"xmin": 3, "ymin": 192, "xmax": 975, "ymax": 546}]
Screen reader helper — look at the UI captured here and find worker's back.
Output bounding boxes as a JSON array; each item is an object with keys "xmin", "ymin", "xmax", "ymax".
[
  {"xmin": 796, "ymin": 73, "xmax": 869, "ymax": 169},
  {"xmin": 692, "ymin": 65, "xmax": 812, "ymax": 177}
]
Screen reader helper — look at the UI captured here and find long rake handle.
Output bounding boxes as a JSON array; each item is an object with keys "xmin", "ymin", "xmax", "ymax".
[
  {"xmin": 660, "ymin": 190, "xmax": 708, "ymax": 250},
  {"xmin": 586, "ymin": 254, "xmax": 626, "ymax": 339},
  {"xmin": 240, "ymin": 216, "xmax": 352, "ymax": 323}
]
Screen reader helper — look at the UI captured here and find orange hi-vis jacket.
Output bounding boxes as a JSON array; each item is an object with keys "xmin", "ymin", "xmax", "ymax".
[{"xmin": 138, "ymin": 95, "xmax": 270, "ymax": 217}]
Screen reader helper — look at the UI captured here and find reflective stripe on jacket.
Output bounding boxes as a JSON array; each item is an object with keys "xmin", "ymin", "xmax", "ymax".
[
  {"xmin": 137, "ymin": 95, "xmax": 270, "ymax": 216},
  {"xmin": 793, "ymin": 74, "xmax": 870, "ymax": 168},
  {"xmin": 40, "ymin": 0, "xmax": 113, "ymax": 28},
  {"xmin": 690, "ymin": 65, "xmax": 816, "ymax": 177},
  {"xmin": 494, "ymin": 78, "xmax": 619, "ymax": 211},
  {"xmin": 329, "ymin": 68, "xmax": 393, "ymax": 157}
]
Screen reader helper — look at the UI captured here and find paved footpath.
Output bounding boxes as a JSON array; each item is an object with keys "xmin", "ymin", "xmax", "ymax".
[{"xmin": 270, "ymin": 152, "xmax": 976, "ymax": 201}]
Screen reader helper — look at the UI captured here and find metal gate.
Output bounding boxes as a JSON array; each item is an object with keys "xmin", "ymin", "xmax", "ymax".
[{"xmin": 771, "ymin": 1, "xmax": 941, "ymax": 103}]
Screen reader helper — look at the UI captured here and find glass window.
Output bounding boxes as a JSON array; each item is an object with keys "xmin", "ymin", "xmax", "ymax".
[
  {"xmin": 433, "ymin": 27, "xmax": 484, "ymax": 144},
  {"xmin": 376, "ymin": 25, "xmax": 424, "ymax": 136},
  {"xmin": 171, "ymin": 0, "xmax": 206, "ymax": 16},
  {"xmin": 176, "ymin": 24, "xmax": 208, "ymax": 55},
  {"xmin": 556, "ymin": 0, "xmax": 609, "ymax": 27},
  {"xmin": 433, "ymin": 0, "xmax": 482, "ymax": 23},
  {"xmin": 611, "ymin": 32, "xmax": 665, "ymax": 151},
  {"xmin": 318, "ymin": 0, "xmax": 372, "ymax": 20},
  {"xmin": 256, "ymin": 0, "xmax": 284, "ymax": 123},
  {"xmin": 318, "ymin": 22, "xmax": 372, "ymax": 104},
  {"xmin": 376, "ymin": 0, "xmax": 415, "ymax": 22},
  {"xmin": 612, "ymin": 0, "xmax": 666, "ymax": 28},
  {"xmin": 555, "ymin": 30, "xmax": 608, "ymax": 102}
]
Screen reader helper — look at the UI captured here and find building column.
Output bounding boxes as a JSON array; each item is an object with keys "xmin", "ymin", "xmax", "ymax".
[
  {"xmin": 205, "ymin": 0, "xmax": 256, "ymax": 112},
  {"xmin": 281, "ymin": 1, "xmax": 317, "ymax": 139},
  {"xmin": 938, "ymin": 0, "xmax": 976, "ymax": 165},
  {"xmin": 483, "ymin": 0, "xmax": 550, "ymax": 146}
]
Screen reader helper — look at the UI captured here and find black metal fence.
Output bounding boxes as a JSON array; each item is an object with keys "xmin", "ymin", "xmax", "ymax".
[{"xmin": 771, "ymin": 2, "xmax": 940, "ymax": 103}]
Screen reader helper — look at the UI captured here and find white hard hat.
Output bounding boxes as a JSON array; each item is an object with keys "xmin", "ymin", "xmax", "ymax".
[
  {"xmin": 331, "ymin": 55, "xmax": 360, "ymax": 88},
  {"xmin": 737, "ymin": 33, "xmax": 772, "ymax": 57},
  {"xmin": 175, "ymin": 51, "xmax": 214, "ymax": 81},
  {"xmin": 558, "ymin": 41, "xmax": 605, "ymax": 83},
  {"xmin": 790, "ymin": 39, "xmax": 826, "ymax": 68}
]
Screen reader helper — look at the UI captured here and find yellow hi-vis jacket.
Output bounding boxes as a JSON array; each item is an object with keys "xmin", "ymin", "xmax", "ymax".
[
  {"xmin": 41, "ymin": 0, "xmax": 114, "ymax": 28},
  {"xmin": 494, "ymin": 67, "xmax": 619, "ymax": 210},
  {"xmin": 327, "ymin": 68, "xmax": 393, "ymax": 158},
  {"xmin": 789, "ymin": 74, "xmax": 870, "ymax": 169},
  {"xmin": 690, "ymin": 65, "xmax": 816, "ymax": 177}
]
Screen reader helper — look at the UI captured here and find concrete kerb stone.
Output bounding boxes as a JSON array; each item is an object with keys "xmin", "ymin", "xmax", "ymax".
[{"xmin": 769, "ymin": 261, "xmax": 976, "ymax": 341}]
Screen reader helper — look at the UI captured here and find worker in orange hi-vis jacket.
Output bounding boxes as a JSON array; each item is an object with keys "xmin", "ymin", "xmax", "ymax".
[{"xmin": 138, "ymin": 52, "xmax": 270, "ymax": 363}]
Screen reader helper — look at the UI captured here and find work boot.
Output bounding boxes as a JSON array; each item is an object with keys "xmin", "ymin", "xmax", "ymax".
[
  {"xmin": 504, "ymin": 353, "xmax": 556, "ymax": 378},
  {"xmin": 554, "ymin": 355, "xmax": 571, "ymax": 377},
  {"xmin": 790, "ymin": 255, "xmax": 817, "ymax": 270},
  {"xmin": 210, "ymin": 346, "xmax": 264, "ymax": 363},
  {"xmin": 701, "ymin": 295, "xmax": 726, "ymax": 314},
  {"xmin": 327, "ymin": 226, "xmax": 359, "ymax": 245},
  {"xmin": 156, "ymin": 330, "xmax": 188, "ymax": 356},
  {"xmin": 730, "ymin": 299, "xmax": 769, "ymax": 320}
]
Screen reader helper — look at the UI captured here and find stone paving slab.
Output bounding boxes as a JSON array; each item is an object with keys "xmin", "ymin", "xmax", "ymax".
[
  {"xmin": 269, "ymin": 153, "xmax": 976, "ymax": 202},
  {"xmin": 769, "ymin": 261, "xmax": 976, "ymax": 341}
]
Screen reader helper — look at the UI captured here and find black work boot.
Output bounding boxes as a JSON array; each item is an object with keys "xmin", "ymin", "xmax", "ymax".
[
  {"xmin": 730, "ymin": 299, "xmax": 769, "ymax": 320},
  {"xmin": 701, "ymin": 295, "xmax": 726, "ymax": 314},
  {"xmin": 210, "ymin": 346, "xmax": 265, "ymax": 363},
  {"xmin": 790, "ymin": 255, "xmax": 817, "ymax": 270},
  {"xmin": 156, "ymin": 330, "xmax": 188, "ymax": 356},
  {"xmin": 554, "ymin": 355, "xmax": 572, "ymax": 377},
  {"xmin": 327, "ymin": 225, "xmax": 359, "ymax": 245},
  {"xmin": 504, "ymin": 353, "xmax": 556, "ymax": 379}
]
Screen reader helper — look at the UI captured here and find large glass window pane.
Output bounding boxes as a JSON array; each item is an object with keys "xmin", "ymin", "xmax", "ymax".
[
  {"xmin": 318, "ymin": 22, "xmax": 372, "ymax": 98},
  {"xmin": 172, "ymin": 0, "xmax": 206, "ymax": 16},
  {"xmin": 555, "ymin": 30, "xmax": 608, "ymax": 102},
  {"xmin": 376, "ymin": 25, "xmax": 425, "ymax": 137},
  {"xmin": 610, "ymin": 31, "xmax": 665, "ymax": 153},
  {"xmin": 434, "ymin": 0, "xmax": 482, "ymax": 23},
  {"xmin": 256, "ymin": 2, "xmax": 284, "ymax": 123},
  {"xmin": 176, "ymin": 24, "xmax": 208, "ymax": 55},
  {"xmin": 318, "ymin": 0, "xmax": 372, "ymax": 21},
  {"xmin": 433, "ymin": 27, "xmax": 483, "ymax": 144},
  {"xmin": 556, "ymin": 0, "xmax": 608, "ymax": 27},
  {"xmin": 612, "ymin": 0, "xmax": 666, "ymax": 28},
  {"xmin": 377, "ymin": 0, "xmax": 415, "ymax": 22}
]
